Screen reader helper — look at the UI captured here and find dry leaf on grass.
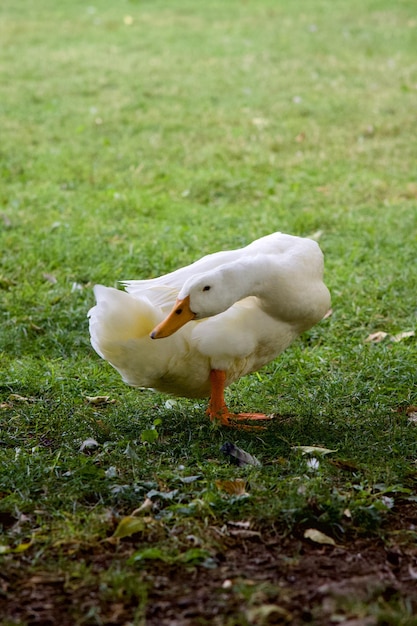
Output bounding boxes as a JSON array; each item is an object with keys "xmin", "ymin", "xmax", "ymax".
[
  {"xmin": 322, "ymin": 307, "xmax": 333, "ymax": 319},
  {"xmin": 24, "ymin": 573, "xmax": 65, "ymax": 586},
  {"xmin": 391, "ymin": 330, "xmax": 415, "ymax": 343},
  {"xmin": 228, "ymin": 528, "xmax": 261, "ymax": 539},
  {"xmin": 304, "ymin": 528, "xmax": 336, "ymax": 546},
  {"xmin": 42, "ymin": 273, "xmax": 57, "ymax": 284},
  {"xmin": 406, "ymin": 406, "xmax": 417, "ymax": 424},
  {"xmin": 85, "ymin": 395, "xmax": 116, "ymax": 405},
  {"xmin": 29, "ymin": 322, "xmax": 44, "ymax": 333},
  {"xmin": 132, "ymin": 498, "xmax": 154, "ymax": 515},
  {"xmin": 365, "ymin": 331, "xmax": 388, "ymax": 343},
  {"xmin": 9, "ymin": 394, "xmax": 38, "ymax": 403},
  {"xmin": 247, "ymin": 604, "xmax": 293, "ymax": 624},
  {"xmin": 329, "ymin": 458, "xmax": 361, "ymax": 472},
  {"xmin": 251, "ymin": 117, "xmax": 269, "ymax": 128},
  {"xmin": 292, "ymin": 445, "xmax": 337, "ymax": 456},
  {"xmin": 227, "ymin": 520, "xmax": 251, "ymax": 529},
  {"xmin": 215, "ymin": 479, "xmax": 248, "ymax": 496},
  {"xmin": 365, "ymin": 330, "xmax": 415, "ymax": 343}
]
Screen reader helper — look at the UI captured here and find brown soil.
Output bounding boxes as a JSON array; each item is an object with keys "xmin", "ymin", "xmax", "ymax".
[{"xmin": 1, "ymin": 503, "xmax": 417, "ymax": 626}]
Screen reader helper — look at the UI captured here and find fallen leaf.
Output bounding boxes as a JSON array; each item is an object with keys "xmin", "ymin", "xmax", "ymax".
[
  {"xmin": 329, "ymin": 458, "xmax": 360, "ymax": 472},
  {"xmin": 140, "ymin": 427, "xmax": 159, "ymax": 444},
  {"xmin": 112, "ymin": 516, "xmax": 145, "ymax": 539},
  {"xmin": 304, "ymin": 528, "xmax": 336, "ymax": 546},
  {"xmin": 365, "ymin": 331, "xmax": 388, "ymax": 343},
  {"xmin": 179, "ymin": 548, "xmax": 213, "ymax": 565},
  {"xmin": 229, "ymin": 529, "xmax": 261, "ymax": 539},
  {"xmin": 292, "ymin": 445, "xmax": 337, "ymax": 456},
  {"xmin": 29, "ymin": 322, "xmax": 44, "ymax": 333},
  {"xmin": 407, "ymin": 406, "xmax": 417, "ymax": 424},
  {"xmin": 365, "ymin": 330, "xmax": 415, "ymax": 344},
  {"xmin": 252, "ymin": 117, "xmax": 269, "ymax": 128},
  {"xmin": 25, "ymin": 573, "xmax": 65, "ymax": 585},
  {"xmin": 221, "ymin": 442, "xmax": 261, "ymax": 467},
  {"xmin": 131, "ymin": 498, "xmax": 154, "ymax": 515},
  {"xmin": 227, "ymin": 520, "xmax": 251, "ymax": 529},
  {"xmin": 9, "ymin": 394, "xmax": 38, "ymax": 403},
  {"xmin": 0, "ymin": 539, "xmax": 33, "ymax": 555},
  {"xmin": 85, "ymin": 395, "xmax": 116, "ymax": 405},
  {"xmin": 247, "ymin": 604, "xmax": 292, "ymax": 624},
  {"xmin": 215, "ymin": 479, "xmax": 248, "ymax": 496},
  {"xmin": 42, "ymin": 273, "xmax": 57, "ymax": 284},
  {"xmin": 391, "ymin": 330, "xmax": 415, "ymax": 343},
  {"xmin": 129, "ymin": 547, "xmax": 170, "ymax": 563}
]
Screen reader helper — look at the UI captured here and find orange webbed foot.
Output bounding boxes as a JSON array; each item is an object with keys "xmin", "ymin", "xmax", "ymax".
[
  {"xmin": 207, "ymin": 369, "xmax": 273, "ymax": 430},
  {"xmin": 206, "ymin": 407, "xmax": 273, "ymax": 430}
]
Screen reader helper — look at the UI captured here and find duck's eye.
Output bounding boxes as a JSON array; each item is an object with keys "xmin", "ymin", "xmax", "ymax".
[
  {"xmin": 175, "ymin": 308, "xmax": 183, "ymax": 315},
  {"xmin": 203, "ymin": 285, "xmax": 211, "ymax": 292}
]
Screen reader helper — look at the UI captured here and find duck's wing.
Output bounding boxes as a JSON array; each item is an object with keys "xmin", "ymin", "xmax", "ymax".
[
  {"xmin": 123, "ymin": 233, "xmax": 293, "ymax": 310},
  {"xmin": 123, "ymin": 247, "xmax": 244, "ymax": 311},
  {"xmin": 123, "ymin": 282, "xmax": 179, "ymax": 312}
]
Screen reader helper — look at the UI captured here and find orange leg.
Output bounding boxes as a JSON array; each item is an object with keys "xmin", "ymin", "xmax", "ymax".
[{"xmin": 206, "ymin": 369, "xmax": 273, "ymax": 428}]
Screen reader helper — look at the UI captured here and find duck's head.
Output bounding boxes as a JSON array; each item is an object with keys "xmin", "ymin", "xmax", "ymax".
[
  {"xmin": 150, "ymin": 294, "xmax": 196, "ymax": 339},
  {"xmin": 150, "ymin": 270, "xmax": 235, "ymax": 339}
]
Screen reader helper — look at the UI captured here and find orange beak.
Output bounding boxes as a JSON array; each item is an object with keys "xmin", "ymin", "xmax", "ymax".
[{"xmin": 150, "ymin": 295, "xmax": 196, "ymax": 339}]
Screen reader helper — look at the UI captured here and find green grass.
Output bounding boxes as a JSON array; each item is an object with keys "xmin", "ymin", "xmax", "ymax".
[{"xmin": 1, "ymin": 0, "xmax": 417, "ymax": 623}]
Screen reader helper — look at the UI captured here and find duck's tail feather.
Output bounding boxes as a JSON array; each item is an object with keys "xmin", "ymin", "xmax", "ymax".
[{"xmin": 88, "ymin": 285, "xmax": 160, "ymax": 361}]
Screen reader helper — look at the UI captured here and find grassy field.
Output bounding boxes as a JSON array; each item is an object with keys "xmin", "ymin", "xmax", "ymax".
[{"xmin": 1, "ymin": 0, "xmax": 417, "ymax": 624}]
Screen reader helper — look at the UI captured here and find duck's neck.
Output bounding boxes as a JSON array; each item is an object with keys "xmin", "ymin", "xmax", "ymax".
[{"xmin": 210, "ymin": 258, "xmax": 269, "ymax": 313}]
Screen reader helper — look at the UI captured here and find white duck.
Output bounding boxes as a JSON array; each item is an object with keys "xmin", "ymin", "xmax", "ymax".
[{"xmin": 88, "ymin": 232, "xmax": 330, "ymax": 427}]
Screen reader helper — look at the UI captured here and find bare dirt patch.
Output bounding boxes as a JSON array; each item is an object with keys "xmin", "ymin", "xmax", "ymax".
[{"xmin": 1, "ymin": 503, "xmax": 417, "ymax": 625}]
